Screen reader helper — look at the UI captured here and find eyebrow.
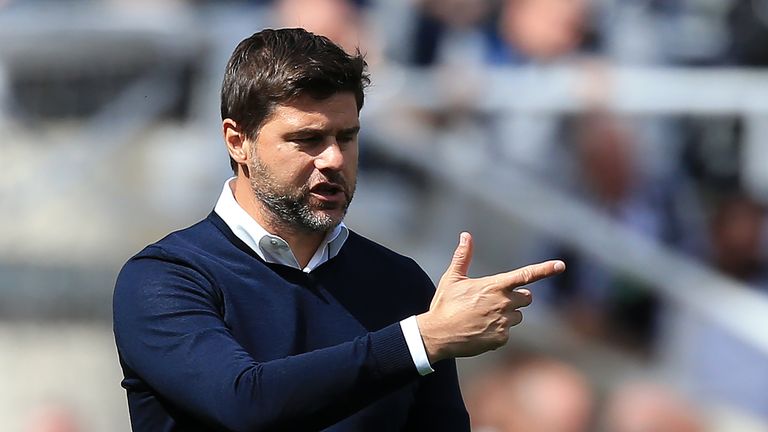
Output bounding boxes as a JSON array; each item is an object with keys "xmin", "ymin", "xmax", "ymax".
[
  {"xmin": 338, "ymin": 126, "xmax": 361, "ymax": 136},
  {"xmin": 284, "ymin": 126, "xmax": 360, "ymax": 138}
]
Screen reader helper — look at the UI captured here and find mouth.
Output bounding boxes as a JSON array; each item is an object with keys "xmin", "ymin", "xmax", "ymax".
[{"xmin": 309, "ymin": 183, "xmax": 346, "ymax": 202}]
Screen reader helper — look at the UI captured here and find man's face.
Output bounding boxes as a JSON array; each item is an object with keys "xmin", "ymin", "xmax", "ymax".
[{"xmin": 248, "ymin": 92, "xmax": 359, "ymax": 233}]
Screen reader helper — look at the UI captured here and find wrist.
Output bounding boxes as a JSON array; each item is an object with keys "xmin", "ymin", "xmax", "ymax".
[{"xmin": 416, "ymin": 312, "xmax": 448, "ymax": 363}]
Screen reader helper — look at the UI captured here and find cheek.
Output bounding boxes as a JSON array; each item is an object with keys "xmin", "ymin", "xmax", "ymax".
[
  {"xmin": 281, "ymin": 161, "xmax": 312, "ymax": 184},
  {"xmin": 295, "ymin": 159, "xmax": 321, "ymax": 186},
  {"xmin": 343, "ymin": 147, "xmax": 359, "ymax": 175},
  {"xmin": 266, "ymin": 146, "xmax": 314, "ymax": 183}
]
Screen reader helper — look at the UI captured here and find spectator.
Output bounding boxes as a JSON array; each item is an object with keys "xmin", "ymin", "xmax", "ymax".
[
  {"xmin": 602, "ymin": 381, "xmax": 704, "ymax": 432},
  {"xmin": 660, "ymin": 193, "xmax": 768, "ymax": 421},
  {"xmin": 276, "ymin": 0, "xmax": 377, "ymax": 61},
  {"xmin": 709, "ymin": 194, "xmax": 768, "ymax": 287},
  {"xmin": 24, "ymin": 404, "xmax": 81, "ymax": 432},
  {"xmin": 549, "ymin": 112, "xmax": 673, "ymax": 351},
  {"xmin": 406, "ymin": 0, "xmax": 496, "ymax": 67},
  {"xmin": 491, "ymin": 0, "xmax": 592, "ymax": 64},
  {"xmin": 465, "ymin": 354, "xmax": 594, "ymax": 432},
  {"xmin": 727, "ymin": 0, "xmax": 768, "ymax": 66}
]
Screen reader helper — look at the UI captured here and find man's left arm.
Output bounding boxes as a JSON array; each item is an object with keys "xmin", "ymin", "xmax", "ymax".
[
  {"xmin": 403, "ymin": 358, "xmax": 470, "ymax": 430},
  {"xmin": 401, "ymin": 261, "xmax": 471, "ymax": 430}
]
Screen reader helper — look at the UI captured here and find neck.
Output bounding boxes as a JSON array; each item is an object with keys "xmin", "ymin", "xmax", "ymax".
[{"xmin": 231, "ymin": 176, "xmax": 326, "ymax": 268}]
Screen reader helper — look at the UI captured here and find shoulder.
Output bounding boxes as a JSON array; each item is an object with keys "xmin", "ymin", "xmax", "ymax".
[
  {"xmin": 147, "ymin": 215, "xmax": 224, "ymax": 255},
  {"xmin": 335, "ymin": 230, "xmax": 436, "ymax": 312},
  {"xmin": 343, "ymin": 231, "xmax": 423, "ymax": 272},
  {"xmin": 341, "ymin": 231, "xmax": 435, "ymax": 294},
  {"xmin": 116, "ymin": 215, "xmax": 228, "ymax": 295},
  {"xmin": 126, "ymin": 214, "xmax": 233, "ymax": 268}
]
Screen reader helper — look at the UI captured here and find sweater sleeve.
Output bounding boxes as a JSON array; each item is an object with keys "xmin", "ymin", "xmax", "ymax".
[
  {"xmin": 403, "ymin": 359, "xmax": 470, "ymax": 431},
  {"xmin": 113, "ymin": 248, "xmax": 418, "ymax": 432},
  {"xmin": 401, "ymin": 260, "xmax": 471, "ymax": 431}
]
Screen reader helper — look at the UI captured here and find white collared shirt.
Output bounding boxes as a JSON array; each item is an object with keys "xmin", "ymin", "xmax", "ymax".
[
  {"xmin": 214, "ymin": 178, "xmax": 348, "ymax": 273},
  {"xmin": 214, "ymin": 178, "xmax": 434, "ymax": 375}
]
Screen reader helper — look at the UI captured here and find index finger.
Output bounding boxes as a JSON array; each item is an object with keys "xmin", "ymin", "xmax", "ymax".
[{"xmin": 490, "ymin": 260, "xmax": 565, "ymax": 290}]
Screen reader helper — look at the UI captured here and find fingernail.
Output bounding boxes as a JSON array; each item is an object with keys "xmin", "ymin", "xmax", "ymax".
[
  {"xmin": 459, "ymin": 233, "xmax": 468, "ymax": 245},
  {"xmin": 554, "ymin": 261, "xmax": 566, "ymax": 272}
]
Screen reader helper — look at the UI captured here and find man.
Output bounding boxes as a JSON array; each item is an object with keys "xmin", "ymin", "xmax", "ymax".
[{"xmin": 113, "ymin": 28, "xmax": 564, "ymax": 431}]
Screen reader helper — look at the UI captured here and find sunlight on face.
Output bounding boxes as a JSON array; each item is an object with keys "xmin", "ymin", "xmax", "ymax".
[{"xmin": 248, "ymin": 92, "xmax": 360, "ymax": 233}]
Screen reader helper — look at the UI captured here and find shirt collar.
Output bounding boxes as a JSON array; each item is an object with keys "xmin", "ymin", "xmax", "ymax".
[{"xmin": 214, "ymin": 177, "xmax": 349, "ymax": 272}]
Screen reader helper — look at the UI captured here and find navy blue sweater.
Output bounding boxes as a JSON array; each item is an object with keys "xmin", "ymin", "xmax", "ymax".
[{"xmin": 113, "ymin": 212, "xmax": 469, "ymax": 431}]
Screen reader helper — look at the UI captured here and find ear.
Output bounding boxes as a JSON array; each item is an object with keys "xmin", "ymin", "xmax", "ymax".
[{"xmin": 223, "ymin": 118, "xmax": 252, "ymax": 168}]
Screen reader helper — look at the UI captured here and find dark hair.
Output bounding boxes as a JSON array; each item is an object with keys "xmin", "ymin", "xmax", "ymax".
[{"xmin": 221, "ymin": 28, "xmax": 370, "ymax": 172}]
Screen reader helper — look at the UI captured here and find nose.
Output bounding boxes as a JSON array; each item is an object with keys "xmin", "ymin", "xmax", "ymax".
[{"xmin": 314, "ymin": 140, "xmax": 344, "ymax": 171}]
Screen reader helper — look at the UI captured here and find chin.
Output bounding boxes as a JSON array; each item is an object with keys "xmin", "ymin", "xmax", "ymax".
[
  {"xmin": 313, "ymin": 208, "xmax": 346, "ymax": 225},
  {"xmin": 319, "ymin": 211, "xmax": 345, "ymax": 225},
  {"xmin": 305, "ymin": 197, "xmax": 351, "ymax": 228}
]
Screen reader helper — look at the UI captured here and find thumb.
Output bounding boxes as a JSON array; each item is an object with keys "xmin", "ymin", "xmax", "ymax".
[{"xmin": 446, "ymin": 232, "xmax": 473, "ymax": 279}]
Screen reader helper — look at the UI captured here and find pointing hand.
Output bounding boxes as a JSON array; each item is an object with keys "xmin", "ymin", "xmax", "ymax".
[{"xmin": 417, "ymin": 232, "xmax": 565, "ymax": 363}]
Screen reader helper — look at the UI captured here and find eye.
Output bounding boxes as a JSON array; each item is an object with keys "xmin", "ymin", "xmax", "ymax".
[{"xmin": 295, "ymin": 135, "xmax": 324, "ymax": 146}]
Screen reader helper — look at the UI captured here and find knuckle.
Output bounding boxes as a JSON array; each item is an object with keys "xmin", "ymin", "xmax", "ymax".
[
  {"xmin": 520, "ymin": 268, "xmax": 534, "ymax": 285},
  {"xmin": 496, "ymin": 328, "xmax": 510, "ymax": 345},
  {"xmin": 499, "ymin": 297, "xmax": 512, "ymax": 310},
  {"xmin": 498, "ymin": 316, "xmax": 510, "ymax": 328},
  {"xmin": 485, "ymin": 281, "xmax": 501, "ymax": 295}
]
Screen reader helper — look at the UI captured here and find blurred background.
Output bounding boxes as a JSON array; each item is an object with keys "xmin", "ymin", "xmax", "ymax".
[{"xmin": 2, "ymin": 0, "xmax": 768, "ymax": 430}]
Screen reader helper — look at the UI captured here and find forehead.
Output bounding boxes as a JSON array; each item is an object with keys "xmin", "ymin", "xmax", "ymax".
[{"xmin": 266, "ymin": 92, "xmax": 360, "ymax": 131}]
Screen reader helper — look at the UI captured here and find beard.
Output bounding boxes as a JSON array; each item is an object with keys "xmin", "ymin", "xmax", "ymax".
[{"xmin": 248, "ymin": 158, "xmax": 355, "ymax": 234}]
